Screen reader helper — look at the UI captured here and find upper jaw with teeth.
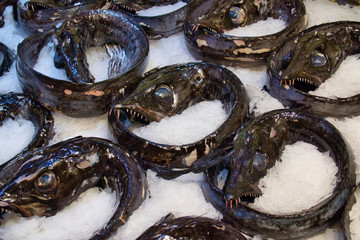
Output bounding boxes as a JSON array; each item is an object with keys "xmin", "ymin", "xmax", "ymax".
[
  {"xmin": 280, "ymin": 77, "xmax": 319, "ymax": 88},
  {"xmin": 117, "ymin": 107, "xmax": 151, "ymax": 124},
  {"xmin": 225, "ymin": 193, "xmax": 261, "ymax": 208}
]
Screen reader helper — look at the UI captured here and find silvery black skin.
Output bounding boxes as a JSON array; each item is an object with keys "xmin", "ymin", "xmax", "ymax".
[
  {"xmin": 267, "ymin": 21, "xmax": 360, "ymax": 118},
  {"xmin": 0, "ymin": 42, "xmax": 15, "ymax": 77},
  {"xmin": 16, "ymin": 9, "xmax": 149, "ymax": 117},
  {"xmin": 136, "ymin": 214, "xmax": 247, "ymax": 240},
  {"xmin": 108, "ymin": 62, "xmax": 249, "ymax": 179},
  {"xmin": 111, "ymin": 0, "xmax": 191, "ymax": 39},
  {"xmin": 15, "ymin": 0, "xmax": 110, "ymax": 34},
  {"xmin": 341, "ymin": 184, "xmax": 360, "ymax": 240},
  {"xmin": 0, "ymin": 136, "xmax": 148, "ymax": 240},
  {"xmin": 3, "ymin": 0, "xmax": 189, "ymax": 36},
  {"xmin": 184, "ymin": 0, "xmax": 307, "ymax": 67},
  {"xmin": 0, "ymin": 93, "xmax": 54, "ymax": 168},
  {"xmin": 0, "ymin": 0, "xmax": 99, "ymax": 32},
  {"xmin": 202, "ymin": 109, "xmax": 356, "ymax": 239}
]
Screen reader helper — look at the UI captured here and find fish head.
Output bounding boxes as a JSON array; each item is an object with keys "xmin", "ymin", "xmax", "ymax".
[
  {"xmin": 112, "ymin": 63, "xmax": 209, "ymax": 128},
  {"xmin": 224, "ymin": 116, "xmax": 288, "ymax": 206},
  {"xmin": 0, "ymin": 146, "xmax": 104, "ymax": 217},
  {"xmin": 280, "ymin": 29, "xmax": 348, "ymax": 92},
  {"xmin": 196, "ymin": 0, "xmax": 271, "ymax": 33}
]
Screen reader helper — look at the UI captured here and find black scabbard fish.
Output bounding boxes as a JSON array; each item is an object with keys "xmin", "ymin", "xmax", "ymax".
[
  {"xmin": 184, "ymin": 0, "xmax": 307, "ymax": 67},
  {"xmin": 16, "ymin": 9, "xmax": 148, "ymax": 117},
  {"xmin": 268, "ymin": 21, "xmax": 360, "ymax": 118},
  {"xmin": 0, "ymin": 93, "xmax": 54, "ymax": 167},
  {"xmin": 0, "ymin": 42, "xmax": 15, "ymax": 77},
  {"xmin": 0, "ymin": 136, "xmax": 147, "ymax": 240},
  {"xmin": 202, "ymin": 109, "xmax": 356, "ymax": 239},
  {"xmin": 136, "ymin": 214, "xmax": 247, "ymax": 240},
  {"xmin": 110, "ymin": 0, "xmax": 190, "ymax": 39},
  {"xmin": 108, "ymin": 62, "xmax": 249, "ymax": 179}
]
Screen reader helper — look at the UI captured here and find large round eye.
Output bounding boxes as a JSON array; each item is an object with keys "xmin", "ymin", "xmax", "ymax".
[
  {"xmin": 253, "ymin": 151, "xmax": 267, "ymax": 172},
  {"xmin": 229, "ymin": 5, "xmax": 246, "ymax": 25},
  {"xmin": 311, "ymin": 50, "xmax": 327, "ymax": 67},
  {"xmin": 35, "ymin": 171, "xmax": 57, "ymax": 193},
  {"xmin": 154, "ymin": 84, "xmax": 173, "ymax": 103}
]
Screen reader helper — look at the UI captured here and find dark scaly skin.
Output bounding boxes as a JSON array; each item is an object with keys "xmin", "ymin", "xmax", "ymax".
[
  {"xmin": 202, "ymin": 109, "xmax": 356, "ymax": 239},
  {"xmin": 0, "ymin": 136, "xmax": 147, "ymax": 239},
  {"xmin": 136, "ymin": 214, "xmax": 247, "ymax": 240},
  {"xmin": 0, "ymin": 93, "xmax": 54, "ymax": 167},
  {"xmin": 341, "ymin": 184, "xmax": 360, "ymax": 240},
  {"xmin": 16, "ymin": 0, "xmax": 109, "ymax": 34},
  {"xmin": 268, "ymin": 21, "xmax": 360, "ymax": 117},
  {"xmin": 184, "ymin": 0, "xmax": 307, "ymax": 67},
  {"xmin": 0, "ymin": 42, "xmax": 15, "ymax": 77},
  {"xmin": 111, "ymin": 0, "xmax": 190, "ymax": 39},
  {"xmin": 16, "ymin": 10, "xmax": 148, "ymax": 117},
  {"xmin": 108, "ymin": 62, "xmax": 249, "ymax": 179}
]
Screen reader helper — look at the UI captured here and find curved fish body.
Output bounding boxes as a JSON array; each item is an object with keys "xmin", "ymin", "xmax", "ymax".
[
  {"xmin": 0, "ymin": 136, "xmax": 147, "ymax": 239},
  {"xmin": 16, "ymin": 10, "xmax": 148, "ymax": 117},
  {"xmin": 111, "ymin": 0, "xmax": 190, "ymax": 39},
  {"xmin": 136, "ymin": 214, "xmax": 247, "ymax": 239},
  {"xmin": 109, "ymin": 62, "xmax": 249, "ymax": 179},
  {"xmin": 202, "ymin": 109, "xmax": 356, "ymax": 239},
  {"xmin": 184, "ymin": 0, "xmax": 307, "ymax": 67},
  {"xmin": 0, "ymin": 93, "xmax": 54, "ymax": 166},
  {"xmin": 268, "ymin": 21, "xmax": 360, "ymax": 117},
  {"xmin": 16, "ymin": 0, "xmax": 109, "ymax": 34},
  {"xmin": 54, "ymin": 9, "xmax": 148, "ymax": 84},
  {"xmin": 0, "ymin": 0, "xmax": 16, "ymax": 28},
  {"xmin": 0, "ymin": 42, "xmax": 15, "ymax": 77}
]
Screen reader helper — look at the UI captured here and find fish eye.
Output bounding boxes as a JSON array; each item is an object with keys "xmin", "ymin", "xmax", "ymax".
[
  {"xmin": 253, "ymin": 151, "xmax": 267, "ymax": 172},
  {"xmin": 229, "ymin": 5, "xmax": 246, "ymax": 25},
  {"xmin": 35, "ymin": 171, "xmax": 57, "ymax": 193},
  {"xmin": 154, "ymin": 84, "xmax": 174, "ymax": 103},
  {"xmin": 311, "ymin": 50, "xmax": 327, "ymax": 67}
]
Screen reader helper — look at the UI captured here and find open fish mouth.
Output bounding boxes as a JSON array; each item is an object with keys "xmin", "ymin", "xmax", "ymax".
[
  {"xmin": 25, "ymin": 2, "xmax": 52, "ymax": 11},
  {"xmin": 280, "ymin": 77, "xmax": 319, "ymax": 92},
  {"xmin": 239, "ymin": 193, "xmax": 261, "ymax": 204},
  {"xmin": 113, "ymin": 107, "xmax": 151, "ymax": 128},
  {"xmin": 225, "ymin": 193, "xmax": 261, "ymax": 208},
  {"xmin": 111, "ymin": 4, "xmax": 137, "ymax": 14}
]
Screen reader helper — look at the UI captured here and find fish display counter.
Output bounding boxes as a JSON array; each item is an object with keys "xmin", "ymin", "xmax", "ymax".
[{"xmin": 0, "ymin": 0, "xmax": 360, "ymax": 239}]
